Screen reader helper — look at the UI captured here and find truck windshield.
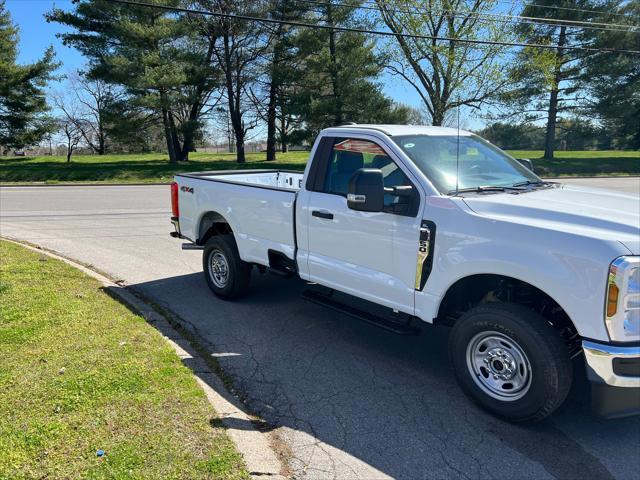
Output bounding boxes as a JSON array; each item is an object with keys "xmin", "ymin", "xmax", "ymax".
[{"xmin": 392, "ymin": 135, "xmax": 540, "ymax": 194}]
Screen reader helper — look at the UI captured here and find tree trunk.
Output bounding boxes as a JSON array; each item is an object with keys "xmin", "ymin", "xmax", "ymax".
[
  {"xmin": 168, "ymin": 111, "xmax": 183, "ymax": 161},
  {"xmin": 280, "ymin": 114, "xmax": 288, "ymax": 152},
  {"xmin": 431, "ymin": 105, "xmax": 445, "ymax": 126},
  {"xmin": 266, "ymin": 79, "xmax": 278, "ymax": 161},
  {"xmin": 97, "ymin": 118, "xmax": 105, "ymax": 155},
  {"xmin": 327, "ymin": 4, "xmax": 343, "ymax": 126},
  {"xmin": 161, "ymin": 100, "xmax": 178, "ymax": 164},
  {"xmin": 544, "ymin": 26, "xmax": 567, "ymax": 160},
  {"xmin": 222, "ymin": 31, "xmax": 246, "ymax": 163},
  {"xmin": 266, "ymin": 11, "xmax": 286, "ymax": 162},
  {"xmin": 236, "ymin": 138, "xmax": 245, "ymax": 164}
]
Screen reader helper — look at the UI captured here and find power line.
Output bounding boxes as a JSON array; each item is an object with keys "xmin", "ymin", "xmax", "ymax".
[
  {"xmin": 298, "ymin": 0, "xmax": 639, "ymax": 34},
  {"xmin": 371, "ymin": 0, "xmax": 638, "ymax": 30},
  {"xmin": 497, "ymin": 0, "xmax": 638, "ymax": 20},
  {"xmin": 103, "ymin": 0, "xmax": 640, "ymax": 55}
]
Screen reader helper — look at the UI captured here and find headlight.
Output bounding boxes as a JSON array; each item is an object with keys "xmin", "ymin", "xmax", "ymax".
[{"xmin": 605, "ymin": 256, "xmax": 640, "ymax": 342}]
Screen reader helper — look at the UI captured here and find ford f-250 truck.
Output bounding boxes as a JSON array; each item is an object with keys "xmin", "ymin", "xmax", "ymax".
[{"xmin": 170, "ymin": 124, "xmax": 640, "ymax": 422}]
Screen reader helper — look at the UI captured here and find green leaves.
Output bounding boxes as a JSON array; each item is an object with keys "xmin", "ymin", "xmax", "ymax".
[
  {"xmin": 0, "ymin": 2, "xmax": 57, "ymax": 149},
  {"xmin": 48, "ymin": 0, "xmax": 220, "ymax": 162}
]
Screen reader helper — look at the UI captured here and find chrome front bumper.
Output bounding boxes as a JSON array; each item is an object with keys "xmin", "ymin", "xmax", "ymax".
[
  {"xmin": 582, "ymin": 340, "xmax": 640, "ymax": 418},
  {"xmin": 583, "ymin": 341, "xmax": 640, "ymax": 387}
]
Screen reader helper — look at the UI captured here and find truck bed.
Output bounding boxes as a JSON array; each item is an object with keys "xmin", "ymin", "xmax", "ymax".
[
  {"xmin": 179, "ymin": 170, "xmax": 304, "ymax": 192},
  {"xmin": 175, "ymin": 169, "xmax": 302, "ymax": 267}
]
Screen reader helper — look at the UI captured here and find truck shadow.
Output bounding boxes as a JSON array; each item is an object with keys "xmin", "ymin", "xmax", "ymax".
[{"xmin": 128, "ymin": 270, "xmax": 636, "ymax": 480}]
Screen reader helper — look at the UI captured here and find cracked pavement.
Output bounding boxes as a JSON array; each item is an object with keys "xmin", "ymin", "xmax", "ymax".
[{"xmin": 1, "ymin": 178, "xmax": 639, "ymax": 479}]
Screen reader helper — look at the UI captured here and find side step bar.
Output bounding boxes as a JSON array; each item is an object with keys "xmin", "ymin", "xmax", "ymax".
[
  {"xmin": 302, "ymin": 289, "xmax": 421, "ymax": 336},
  {"xmin": 181, "ymin": 243, "xmax": 204, "ymax": 250}
]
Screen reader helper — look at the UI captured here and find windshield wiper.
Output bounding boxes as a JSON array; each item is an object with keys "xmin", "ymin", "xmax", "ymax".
[
  {"xmin": 448, "ymin": 185, "xmax": 527, "ymax": 195},
  {"xmin": 512, "ymin": 180, "xmax": 555, "ymax": 188}
]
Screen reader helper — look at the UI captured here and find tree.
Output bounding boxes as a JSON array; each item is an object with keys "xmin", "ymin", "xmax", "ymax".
[
  {"xmin": 376, "ymin": 0, "xmax": 511, "ymax": 126},
  {"xmin": 478, "ymin": 122, "xmax": 546, "ymax": 149},
  {"xmin": 48, "ymin": 0, "xmax": 220, "ymax": 163},
  {"xmin": 0, "ymin": 0, "xmax": 57, "ymax": 149},
  {"xmin": 582, "ymin": 1, "xmax": 640, "ymax": 149},
  {"xmin": 498, "ymin": 0, "xmax": 597, "ymax": 159},
  {"xmin": 251, "ymin": 0, "xmax": 309, "ymax": 160},
  {"xmin": 191, "ymin": 0, "xmax": 266, "ymax": 163},
  {"xmin": 286, "ymin": 1, "xmax": 414, "ymax": 143},
  {"xmin": 53, "ymin": 72, "xmax": 120, "ymax": 155},
  {"xmin": 57, "ymin": 118, "xmax": 83, "ymax": 162}
]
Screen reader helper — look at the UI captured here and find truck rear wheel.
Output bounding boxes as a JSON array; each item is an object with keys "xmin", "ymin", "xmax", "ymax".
[
  {"xmin": 202, "ymin": 235, "xmax": 251, "ymax": 300},
  {"xmin": 449, "ymin": 303, "xmax": 572, "ymax": 422}
]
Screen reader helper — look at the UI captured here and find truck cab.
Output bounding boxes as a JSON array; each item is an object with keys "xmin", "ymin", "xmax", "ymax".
[{"xmin": 171, "ymin": 124, "xmax": 640, "ymax": 422}]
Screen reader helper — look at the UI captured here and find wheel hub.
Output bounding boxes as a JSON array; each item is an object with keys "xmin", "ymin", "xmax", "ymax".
[
  {"xmin": 466, "ymin": 331, "xmax": 532, "ymax": 401},
  {"xmin": 209, "ymin": 250, "xmax": 229, "ymax": 288},
  {"xmin": 484, "ymin": 347, "xmax": 517, "ymax": 380}
]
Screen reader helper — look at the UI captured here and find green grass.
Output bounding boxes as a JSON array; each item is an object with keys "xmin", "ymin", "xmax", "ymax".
[
  {"xmin": 0, "ymin": 151, "xmax": 310, "ymax": 184},
  {"xmin": 0, "ymin": 149, "xmax": 638, "ymax": 184},
  {"xmin": 507, "ymin": 150, "xmax": 640, "ymax": 177},
  {"xmin": 0, "ymin": 240, "xmax": 249, "ymax": 480}
]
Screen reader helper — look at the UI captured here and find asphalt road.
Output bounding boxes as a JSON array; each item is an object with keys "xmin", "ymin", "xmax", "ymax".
[{"xmin": 1, "ymin": 177, "xmax": 639, "ymax": 479}]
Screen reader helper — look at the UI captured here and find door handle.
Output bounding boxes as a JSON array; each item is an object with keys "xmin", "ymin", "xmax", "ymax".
[{"xmin": 312, "ymin": 210, "xmax": 334, "ymax": 220}]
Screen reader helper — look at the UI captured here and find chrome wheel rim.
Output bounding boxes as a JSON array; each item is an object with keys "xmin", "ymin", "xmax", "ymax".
[
  {"xmin": 466, "ymin": 331, "xmax": 532, "ymax": 401},
  {"xmin": 208, "ymin": 250, "xmax": 229, "ymax": 288}
]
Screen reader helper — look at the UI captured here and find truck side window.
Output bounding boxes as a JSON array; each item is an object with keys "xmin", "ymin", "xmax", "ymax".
[{"xmin": 321, "ymin": 137, "xmax": 418, "ymax": 216}]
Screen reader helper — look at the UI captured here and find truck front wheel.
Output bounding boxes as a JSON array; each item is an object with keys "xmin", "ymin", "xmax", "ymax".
[
  {"xmin": 449, "ymin": 303, "xmax": 572, "ymax": 422},
  {"xmin": 202, "ymin": 235, "xmax": 251, "ymax": 300}
]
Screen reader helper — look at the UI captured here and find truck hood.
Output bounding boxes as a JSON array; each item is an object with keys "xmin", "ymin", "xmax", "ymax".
[{"xmin": 462, "ymin": 184, "xmax": 640, "ymax": 254}]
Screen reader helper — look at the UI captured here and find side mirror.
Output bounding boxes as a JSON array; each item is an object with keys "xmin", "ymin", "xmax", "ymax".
[
  {"xmin": 347, "ymin": 168, "xmax": 384, "ymax": 212},
  {"xmin": 518, "ymin": 158, "xmax": 534, "ymax": 172}
]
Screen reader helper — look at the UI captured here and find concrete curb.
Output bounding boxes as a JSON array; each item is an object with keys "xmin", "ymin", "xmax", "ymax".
[{"xmin": 1, "ymin": 237, "xmax": 286, "ymax": 480}]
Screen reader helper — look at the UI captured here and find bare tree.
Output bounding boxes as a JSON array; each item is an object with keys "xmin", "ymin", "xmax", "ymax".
[
  {"xmin": 57, "ymin": 118, "xmax": 82, "ymax": 162},
  {"xmin": 53, "ymin": 73, "xmax": 117, "ymax": 155}
]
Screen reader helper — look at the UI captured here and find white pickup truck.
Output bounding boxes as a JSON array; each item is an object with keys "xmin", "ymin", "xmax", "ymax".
[{"xmin": 170, "ymin": 124, "xmax": 640, "ymax": 422}]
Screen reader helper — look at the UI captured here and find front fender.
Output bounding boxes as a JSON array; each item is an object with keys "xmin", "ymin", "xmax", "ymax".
[{"xmin": 415, "ymin": 199, "xmax": 627, "ymax": 341}]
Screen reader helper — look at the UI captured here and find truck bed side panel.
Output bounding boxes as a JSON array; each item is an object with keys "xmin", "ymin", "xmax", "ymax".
[{"xmin": 176, "ymin": 175, "xmax": 296, "ymax": 266}]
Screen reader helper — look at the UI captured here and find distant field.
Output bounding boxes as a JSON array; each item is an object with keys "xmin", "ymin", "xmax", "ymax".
[
  {"xmin": 507, "ymin": 150, "xmax": 640, "ymax": 177},
  {"xmin": 0, "ymin": 149, "xmax": 637, "ymax": 184}
]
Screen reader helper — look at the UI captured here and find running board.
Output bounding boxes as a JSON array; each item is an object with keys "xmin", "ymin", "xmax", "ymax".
[
  {"xmin": 181, "ymin": 243, "xmax": 204, "ymax": 250},
  {"xmin": 302, "ymin": 289, "xmax": 421, "ymax": 336}
]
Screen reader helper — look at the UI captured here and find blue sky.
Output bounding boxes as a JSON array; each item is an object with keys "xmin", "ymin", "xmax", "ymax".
[
  {"xmin": 6, "ymin": 0, "xmax": 480, "ymax": 131},
  {"xmin": 8, "ymin": 0, "xmax": 85, "ymax": 71}
]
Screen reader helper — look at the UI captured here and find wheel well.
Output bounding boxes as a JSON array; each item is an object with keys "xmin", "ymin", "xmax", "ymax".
[
  {"xmin": 198, "ymin": 211, "xmax": 233, "ymax": 245},
  {"xmin": 435, "ymin": 274, "xmax": 580, "ymax": 353}
]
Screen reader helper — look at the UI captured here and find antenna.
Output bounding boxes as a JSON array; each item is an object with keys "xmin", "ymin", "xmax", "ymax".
[{"xmin": 455, "ymin": 99, "xmax": 460, "ymax": 195}]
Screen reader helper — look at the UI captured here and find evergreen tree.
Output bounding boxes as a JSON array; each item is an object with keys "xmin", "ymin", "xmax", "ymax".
[
  {"xmin": 48, "ymin": 0, "xmax": 220, "ymax": 163},
  {"xmin": 0, "ymin": 1, "xmax": 57, "ymax": 149},
  {"xmin": 500, "ymin": 1, "xmax": 596, "ymax": 159},
  {"xmin": 582, "ymin": 1, "xmax": 639, "ymax": 149},
  {"xmin": 288, "ymin": 1, "xmax": 413, "ymax": 142}
]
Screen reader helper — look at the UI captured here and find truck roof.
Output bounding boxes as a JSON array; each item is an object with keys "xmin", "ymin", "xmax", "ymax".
[{"xmin": 323, "ymin": 124, "xmax": 474, "ymax": 137}]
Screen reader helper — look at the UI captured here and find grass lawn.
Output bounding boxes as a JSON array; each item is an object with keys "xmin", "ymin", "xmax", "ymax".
[
  {"xmin": 507, "ymin": 150, "xmax": 640, "ymax": 177},
  {"xmin": 0, "ymin": 149, "xmax": 638, "ymax": 184},
  {"xmin": 0, "ymin": 240, "xmax": 249, "ymax": 479}
]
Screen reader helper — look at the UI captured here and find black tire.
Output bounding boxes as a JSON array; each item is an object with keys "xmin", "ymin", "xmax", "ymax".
[
  {"xmin": 449, "ymin": 302, "xmax": 572, "ymax": 423},
  {"xmin": 202, "ymin": 234, "xmax": 251, "ymax": 300}
]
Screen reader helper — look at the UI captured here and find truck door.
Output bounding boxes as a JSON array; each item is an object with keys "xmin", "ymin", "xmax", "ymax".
[{"xmin": 304, "ymin": 136, "xmax": 423, "ymax": 314}]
